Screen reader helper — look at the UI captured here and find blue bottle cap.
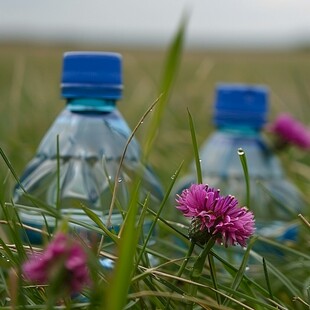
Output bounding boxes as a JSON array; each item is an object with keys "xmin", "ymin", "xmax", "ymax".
[
  {"xmin": 61, "ymin": 51, "xmax": 123, "ymax": 99},
  {"xmin": 213, "ymin": 83, "xmax": 269, "ymax": 128}
]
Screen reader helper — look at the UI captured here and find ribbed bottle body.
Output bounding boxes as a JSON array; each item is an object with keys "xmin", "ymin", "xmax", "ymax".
[{"xmin": 14, "ymin": 106, "xmax": 163, "ymax": 244}]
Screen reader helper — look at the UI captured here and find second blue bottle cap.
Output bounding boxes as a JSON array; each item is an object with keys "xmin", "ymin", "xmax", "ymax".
[
  {"xmin": 213, "ymin": 83, "xmax": 269, "ymax": 128},
  {"xmin": 61, "ymin": 51, "xmax": 123, "ymax": 99}
]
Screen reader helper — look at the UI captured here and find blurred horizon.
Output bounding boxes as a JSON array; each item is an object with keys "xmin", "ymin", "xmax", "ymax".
[{"xmin": 1, "ymin": 0, "xmax": 310, "ymax": 51}]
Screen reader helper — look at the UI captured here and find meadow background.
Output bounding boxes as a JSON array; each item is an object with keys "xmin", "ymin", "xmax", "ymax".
[
  {"xmin": 2, "ymin": 2, "xmax": 310, "ymax": 309},
  {"xmin": 1, "ymin": 41, "xmax": 310, "ymax": 309},
  {"xmin": 0, "ymin": 42, "xmax": 310, "ymax": 198}
]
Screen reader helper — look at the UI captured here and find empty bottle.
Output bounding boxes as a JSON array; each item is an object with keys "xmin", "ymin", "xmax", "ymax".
[
  {"xmin": 176, "ymin": 83, "xmax": 305, "ymax": 262},
  {"xmin": 14, "ymin": 51, "xmax": 163, "ymax": 249}
]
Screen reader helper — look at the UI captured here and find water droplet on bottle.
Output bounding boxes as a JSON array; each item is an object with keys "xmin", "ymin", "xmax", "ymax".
[
  {"xmin": 245, "ymin": 266, "xmax": 250, "ymax": 271},
  {"xmin": 118, "ymin": 178, "xmax": 123, "ymax": 183}
]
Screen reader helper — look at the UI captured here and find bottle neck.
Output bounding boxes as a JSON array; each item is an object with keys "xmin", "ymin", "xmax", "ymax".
[
  {"xmin": 216, "ymin": 123, "xmax": 262, "ymax": 136},
  {"xmin": 66, "ymin": 98, "xmax": 117, "ymax": 112}
]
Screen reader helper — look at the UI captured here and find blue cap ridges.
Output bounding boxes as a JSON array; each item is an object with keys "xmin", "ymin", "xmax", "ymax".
[
  {"xmin": 61, "ymin": 51, "xmax": 123, "ymax": 99},
  {"xmin": 213, "ymin": 83, "xmax": 269, "ymax": 128}
]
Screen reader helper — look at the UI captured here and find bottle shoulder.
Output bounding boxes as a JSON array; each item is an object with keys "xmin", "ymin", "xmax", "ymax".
[
  {"xmin": 36, "ymin": 108, "xmax": 140, "ymax": 159},
  {"xmin": 199, "ymin": 130, "xmax": 283, "ymax": 178}
]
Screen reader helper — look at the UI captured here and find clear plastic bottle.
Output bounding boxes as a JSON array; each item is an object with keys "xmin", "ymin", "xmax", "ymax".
[
  {"xmin": 176, "ymin": 83, "xmax": 305, "ymax": 262},
  {"xmin": 14, "ymin": 52, "xmax": 163, "ymax": 249}
]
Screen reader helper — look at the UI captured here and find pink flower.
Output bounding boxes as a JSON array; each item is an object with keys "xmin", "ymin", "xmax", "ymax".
[
  {"xmin": 176, "ymin": 184, "xmax": 255, "ymax": 247},
  {"xmin": 23, "ymin": 233, "xmax": 90, "ymax": 294},
  {"xmin": 267, "ymin": 113, "xmax": 310, "ymax": 150}
]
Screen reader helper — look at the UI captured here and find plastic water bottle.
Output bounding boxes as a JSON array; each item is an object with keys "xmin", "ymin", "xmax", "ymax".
[
  {"xmin": 176, "ymin": 83, "xmax": 305, "ymax": 263},
  {"xmin": 14, "ymin": 52, "xmax": 163, "ymax": 253}
]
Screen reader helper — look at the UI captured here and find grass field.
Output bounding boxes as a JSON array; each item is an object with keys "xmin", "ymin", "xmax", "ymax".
[
  {"xmin": 1, "ymin": 42, "xmax": 310, "ymax": 192},
  {"xmin": 1, "ymin": 41, "xmax": 310, "ymax": 308}
]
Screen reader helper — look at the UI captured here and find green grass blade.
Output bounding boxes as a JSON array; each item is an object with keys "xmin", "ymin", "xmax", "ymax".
[
  {"xmin": 263, "ymin": 257, "xmax": 274, "ymax": 299},
  {"xmin": 143, "ymin": 14, "xmax": 187, "ymax": 158},
  {"xmin": 231, "ymin": 237, "xmax": 257, "ymax": 292},
  {"xmin": 250, "ymin": 249, "xmax": 301, "ymax": 297},
  {"xmin": 187, "ymin": 108, "xmax": 202, "ymax": 184},
  {"xmin": 0, "ymin": 147, "xmax": 25, "ymax": 192},
  {"xmin": 134, "ymin": 161, "xmax": 183, "ymax": 270},
  {"xmin": 0, "ymin": 238, "xmax": 17, "ymax": 265},
  {"xmin": 223, "ymin": 236, "xmax": 257, "ymax": 306},
  {"xmin": 208, "ymin": 254, "xmax": 221, "ymax": 305},
  {"xmin": 56, "ymin": 135, "xmax": 60, "ymax": 222},
  {"xmin": 135, "ymin": 195, "xmax": 151, "ymax": 267},
  {"xmin": 187, "ymin": 237, "xmax": 216, "ymax": 308},
  {"xmin": 238, "ymin": 148, "xmax": 250, "ymax": 209},
  {"xmin": 107, "ymin": 95, "xmax": 161, "ymax": 227},
  {"xmin": 105, "ymin": 182, "xmax": 142, "ymax": 310},
  {"xmin": 80, "ymin": 205, "xmax": 119, "ymax": 243}
]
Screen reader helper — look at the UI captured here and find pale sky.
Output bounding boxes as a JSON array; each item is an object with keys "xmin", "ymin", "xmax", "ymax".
[{"xmin": 1, "ymin": 0, "xmax": 310, "ymax": 48}]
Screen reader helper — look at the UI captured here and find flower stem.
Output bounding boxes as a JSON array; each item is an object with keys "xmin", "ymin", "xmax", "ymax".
[
  {"xmin": 186, "ymin": 237, "xmax": 216, "ymax": 310},
  {"xmin": 176, "ymin": 241, "xmax": 195, "ymax": 279}
]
